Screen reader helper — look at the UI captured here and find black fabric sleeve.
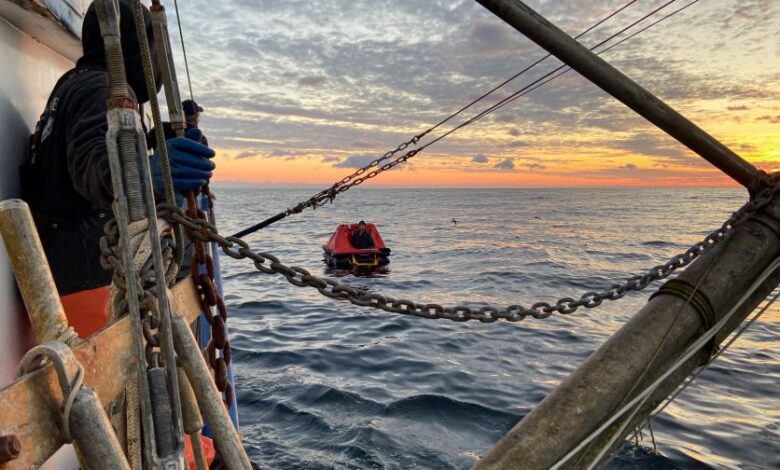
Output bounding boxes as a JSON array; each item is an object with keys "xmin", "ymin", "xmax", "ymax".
[{"xmin": 64, "ymin": 72, "xmax": 115, "ymax": 209}]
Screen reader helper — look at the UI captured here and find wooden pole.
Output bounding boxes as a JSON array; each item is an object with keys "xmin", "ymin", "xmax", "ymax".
[{"xmin": 474, "ymin": 0, "xmax": 759, "ymax": 187}]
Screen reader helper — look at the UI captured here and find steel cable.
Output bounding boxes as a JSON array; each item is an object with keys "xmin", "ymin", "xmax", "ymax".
[
  {"xmin": 172, "ymin": 0, "xmax": 194, "ymax": 102},
  {"xmin": 419, "ymin": 0, "xmax": 685, "ymax": 151}
]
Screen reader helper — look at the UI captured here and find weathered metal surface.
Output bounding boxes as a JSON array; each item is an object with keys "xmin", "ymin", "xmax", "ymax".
[
  {"xmin": 68, "ymin": 387, "xmax": 130, "ymax": 469},
  {"xmin": 0, "ymin": 1, "xmax": 83, "ymax": 60},
  {"xmin": 177, "ymin": 367, "xmax": 207, "ymax": 470},
  {"xmin": 0, "ymin": 0, "xmax": 75, "ymax": 398},
  {"xmin": 18, "ymin": 342, "xmax": 129, "ymax": 470},
  {"xmin": 474, "ymin": 0, "xmax": 758, "ymax": 187},
  {"xmin": 171, "ymin": 316, "xmax": 252, "ymax": 470},
  {"xmin": 0, "ymin": 279, "xmax": 200, "ymax": 470},
  {"xmin": 473, "ymin": 207, "xmax": 780, "ymax": 466},
  {"xmin": 0, "ymin": 199, "xmax": 78, "ymax": 346},
  {"xmin": 0, "ymin": 435, "xmax": 21, "ymax": 463}
]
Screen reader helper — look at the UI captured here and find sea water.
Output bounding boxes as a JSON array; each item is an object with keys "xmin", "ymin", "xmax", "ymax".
[{"xmin": 212, "ymin": 187, "xmax": 778, "ymax": 469}]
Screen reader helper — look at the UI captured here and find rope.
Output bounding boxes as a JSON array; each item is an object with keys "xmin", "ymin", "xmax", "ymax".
[
  {"xmin": 647, "ymin": 286, "xmax": 780, "ymax": 423},
  {"xmin": 579, "ymin": 245, "xmax": 720, "ymax": 469},
  {"xmin": 126, "ymin": 379, "xmax": 143, "ymax": 470},
  {"xmin": 548, "ymin": 257, "xmax": 780, "ymax": 469},
  {"xmin": 574, "ymin": 194, "xmax": 723, "ymax": 468},
  {"xmin": 172, "ymin": 0, "xmax": 194, "ymax": 102},
  {"xmin": 132, "ymin": 0, "xmax": 184, "ymax": 271},
  {"xmin": 587, "ymin": 287, "xmax": 779, "ymax": 469}
]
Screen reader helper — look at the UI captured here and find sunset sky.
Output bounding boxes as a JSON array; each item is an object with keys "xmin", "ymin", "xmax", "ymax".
[{"xmin": 166, "ymin": 0, "xmax": 779, "ymax": 187}]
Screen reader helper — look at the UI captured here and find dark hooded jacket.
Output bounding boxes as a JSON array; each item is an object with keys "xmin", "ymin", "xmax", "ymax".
[{"xmin": 22, "ymin": 0, "xmax": 158, "ymax": 295}]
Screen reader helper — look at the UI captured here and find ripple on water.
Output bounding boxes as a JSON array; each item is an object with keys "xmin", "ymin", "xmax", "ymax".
[{"xmin": 214, "ymin": 187, "xmax": 775, "ymax": 469}]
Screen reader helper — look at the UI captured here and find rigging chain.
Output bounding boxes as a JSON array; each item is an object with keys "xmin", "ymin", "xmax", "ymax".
[
  {"xmin": 164, "ymin": 175, "xmax": 780, "ymax": 323},
  {"xmin": 233, "ymin": 0, "xmax": 690, "ymax": 238}
]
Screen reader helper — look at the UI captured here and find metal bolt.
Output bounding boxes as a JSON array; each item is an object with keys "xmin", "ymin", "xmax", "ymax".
[{"xmin": 0, "ymin": 435, "xmax": 21, "ymax": 462}]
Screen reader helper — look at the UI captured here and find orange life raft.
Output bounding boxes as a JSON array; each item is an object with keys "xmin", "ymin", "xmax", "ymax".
[{"xmin": 322, "ymin": 223, "xmax": 391, "ymax": 268}]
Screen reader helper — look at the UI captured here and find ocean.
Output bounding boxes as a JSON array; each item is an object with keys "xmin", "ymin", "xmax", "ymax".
[{"xmin": 211, "ymin": 187, "xmax": 778, "ymax": 469}]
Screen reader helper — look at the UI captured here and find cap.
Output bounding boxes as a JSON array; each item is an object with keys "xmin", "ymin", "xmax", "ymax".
[
  {"xmin": 182, "ymin": 99, "xmax": 204, "ymax": 116},
  {"xmin": 358, "ymin": 220, "xmax": 366, "ymax": 225}
]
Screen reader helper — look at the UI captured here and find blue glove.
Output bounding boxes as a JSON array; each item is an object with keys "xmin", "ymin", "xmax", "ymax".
[{"xmin": 151, "ymin": 127, "xmax": 216, "ymax": 194}]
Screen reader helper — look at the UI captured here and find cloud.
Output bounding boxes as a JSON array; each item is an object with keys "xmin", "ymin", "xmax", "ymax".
[
  {"xmin": 333, "ymin": 154, "xmax": 376, "ymax": 169},
  {"xmin": 609, "ymin": 133, "xmax": 706, "ymax": 169},
  {"xmin": 352, "ymin": 141, "xmax": 377, "ymax": 149},
  {"xmin": 321, "ymin": 155, "xmax": 340, "ymax": 163},
  {"xmin": 757, "ymin": 115, "xmax": 780, "ymax": 123},
  {"xmin": 298, "ymin": 75, "xmax": 328, "ymax": 87},
  {"xmin": 170, "ymin": 0, "xmax": 779, "ymax": 186},
  {"xmin": 494, "ymin": 158, "xmax": 515, "ymax": 170},
  {"xmin": 623, "ymin": 163, "xmax": 638, "ymax": 170},
  {"xmin": 527, "ymin": 162, "xmax": 546, "ymax": 171},
  {"xmin": 507, "ymin": 140, "xmax": 529, "ymax": 148},
  {"xmin": 235, "ymin": 150, "xmax": 261, "ymax": 159},
  {"xmin": 468, "ymin": 18, "xmax": 528, "ymax": 55},
  {"xmin": 472, "ymin": 154, "xmax": 489, "ymax": 163}
]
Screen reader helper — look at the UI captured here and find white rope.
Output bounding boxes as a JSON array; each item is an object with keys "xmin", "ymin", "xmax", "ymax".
[
  {"xmin": 588, "ymin": 287, "xmax": 780, "ymax": 469},
  {"xmin": 648, "ymin": 287, "xmax": 780, "ymax": 422},
  {"xmin": 550, "ymin": 257, "xmax": 780, "ymax": 470}
]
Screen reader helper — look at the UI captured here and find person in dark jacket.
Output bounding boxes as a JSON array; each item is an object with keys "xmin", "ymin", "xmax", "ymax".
[
  {"xmin": 22, "ymin": 0, "xmax": 215, "ymax": 299},
  {"xmin": 351, "ymin": 221, "xmax": 375, "ymax": 249},
  {"xmin": 147, "ymin": 99, "xmax": 208, "ymax": 149}
]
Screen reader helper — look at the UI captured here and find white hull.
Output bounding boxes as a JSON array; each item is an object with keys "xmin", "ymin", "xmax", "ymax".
[{"xmin": 1, "ymin": 1, "xmax": 84, "ymax": 467}]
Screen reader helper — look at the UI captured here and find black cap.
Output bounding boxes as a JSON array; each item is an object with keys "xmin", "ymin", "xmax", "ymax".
[
  {"xmin": 359, "ymin": 220, "xmax": 366, "ymax": 225},
  {"xmin": 183, "ymin": 99, "xmax": 204, "ymax": 116}
]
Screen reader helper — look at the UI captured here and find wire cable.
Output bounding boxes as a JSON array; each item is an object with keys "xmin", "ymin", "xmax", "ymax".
[
  {"xmin": 423, "ymin": 0, "xmax": 640, "ymax": 137},
  {"xmin": 172, "ymin": 0, "xmax": 194, "ymax": 102},
  {"xmin": 419, "ymin": 0, "xmax": 686, "ymax": 151},
  {"xmin": 467, "ymin": 0, "xmax": 703, "ymax": 124}
]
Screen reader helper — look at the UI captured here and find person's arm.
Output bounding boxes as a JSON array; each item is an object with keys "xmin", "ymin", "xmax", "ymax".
[{"xmin": 64, "ymin": 72, "xmax": 114, "ymax": 209}]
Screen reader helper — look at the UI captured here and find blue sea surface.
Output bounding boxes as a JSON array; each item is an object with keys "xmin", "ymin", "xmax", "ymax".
[{"xmin": 212, "ymin": 187, "xmax": 779, "ymax": 469}]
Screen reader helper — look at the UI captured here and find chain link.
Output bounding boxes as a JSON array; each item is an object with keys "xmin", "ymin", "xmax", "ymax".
[
  {"xmin": 100, "ymin": 218, "xmax": 178, "ymax": 368},
  {"xmin": 185, "ymin": 189, "xmax": 234, "ymax": 409},
  {"xmin": 284, "ymin": 135, "xmax": 425, "ymax": 216},
  {"xmin": 161, "ymin": 177, "xmax": 780, "ymax": 323}
]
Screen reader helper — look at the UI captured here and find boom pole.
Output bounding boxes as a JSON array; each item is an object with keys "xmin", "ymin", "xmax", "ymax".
[{"xmin": 471, "ymin": 1, "xmax": 777, "ymax": 467}]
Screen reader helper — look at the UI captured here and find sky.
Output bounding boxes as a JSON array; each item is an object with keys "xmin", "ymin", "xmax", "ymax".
[{"xmin": 163, "ymin": 0, "xmax": 780, "ymax": 187}]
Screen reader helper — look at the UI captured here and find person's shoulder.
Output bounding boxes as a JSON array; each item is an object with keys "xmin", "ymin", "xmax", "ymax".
[
  {"xmin": 59, "ymin": 68, "xmax": 109, "ymax": 108},
  {"xmin": 62, "ymin": 67, "xmax": 108, "ymax": 92}
]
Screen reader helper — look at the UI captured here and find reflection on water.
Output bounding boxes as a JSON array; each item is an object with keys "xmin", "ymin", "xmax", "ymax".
[
  {"xmin": 324, "ymin": 267, "xmax": 391, "ymax": 279},
  {"xmin": 213, "ymin": 187, "xmax": 777, "ymax": 470}
]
